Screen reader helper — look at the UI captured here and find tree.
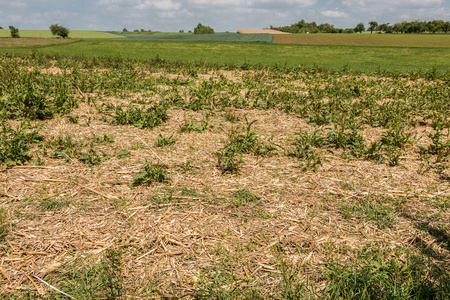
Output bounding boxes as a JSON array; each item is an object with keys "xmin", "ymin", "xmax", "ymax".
[
  {"xmin": 194, "ymin": 23, "xmax": 214, "ymax": 34},
  {"xmin": 122, "ymin": 28, "xmax": 128, "ymax": 32},
  {"xmin": 9, "ymin": 26, "xmax": 19, "ymax": 38},
  {"xmin": 368, "ymin": 21, "xmax": 378, "ymax": 34},
  {"xmin": 378, "ymin": 23, "xmax": 392, "ymax": 33},
  {"xmin": 49, "ymin": 24, "xmax": 70, "ymax": 38},
  {"xmin": 354, "ymin": 22, "xmax": 365, "ymax": 34}
]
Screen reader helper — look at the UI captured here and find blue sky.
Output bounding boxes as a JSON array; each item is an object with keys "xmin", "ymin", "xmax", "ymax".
[{"xmin": 1, "ymin": 0, "xmax": 449, "ymax": 32}]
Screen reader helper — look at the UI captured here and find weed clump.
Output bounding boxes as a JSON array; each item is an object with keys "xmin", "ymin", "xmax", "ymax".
[
  {"xmin": 154, "ymin": 133, "xmax": 176, "ymax": 147},
  {"xmin": 110, "ymin": 103, "xmax": 169, "ymax": 130},
  {"xmin": 133, "ymin": 162, "xmax": 170, "ymax": 186},
  {"xmin": 231, "ymin": 188, "xmax": 260, "ymax": 207},
  {"xmin": 325, "ymin": 254, "xmax": 449, "ymax": 300},
  {"xmin": 216, "ymin": 117, "xmax": 277, "ymax": 174},
  {"xmin": 0, "ymin": 121, "xmax": 43, "ymax": 167}
]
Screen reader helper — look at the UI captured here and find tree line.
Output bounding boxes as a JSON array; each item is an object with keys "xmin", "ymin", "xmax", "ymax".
[{"xmin": 272, "ymin": 19, "xmax": 450, "ymax": 34}]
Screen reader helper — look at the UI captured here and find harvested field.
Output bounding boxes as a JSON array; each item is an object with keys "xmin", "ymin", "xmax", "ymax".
[
  {"xmin": 273, "ymin": 33, "xmax": 450, "ymax": 47},
  {"xmin": 0, "ymin": 53, "xmax": 449, "ymax": 299},
  {"xmin": 0, "ymin": 38, "xmax": 75, "ymax": 48}
]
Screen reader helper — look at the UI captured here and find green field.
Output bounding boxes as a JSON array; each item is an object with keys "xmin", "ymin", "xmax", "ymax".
[
  {"xmin": 1, "ymin": 39, "xmax": 449, "ymax": 74},
  {"xmin": 109, "ymin": 31, "xmax": 273, "ymax": 42},
  {"xmin": 0, "ymin": 29, "xmax": 123, "ymax": 39}
]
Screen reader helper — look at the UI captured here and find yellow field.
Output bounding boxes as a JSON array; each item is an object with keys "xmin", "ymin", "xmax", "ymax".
[{"xmin": 273, "ymin": 33, "xmax": 450, "ymax": 47}]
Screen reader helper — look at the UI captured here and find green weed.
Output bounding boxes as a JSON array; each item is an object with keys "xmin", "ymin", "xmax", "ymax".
[
  {"xmin": 46, "ymin": 249, "xmax": 124, "ymax": 300},
  {"xmin": 0, "ymin": 207, "xmax": 8, "ymax": 241},
  {"xmin": 0, "ymin": 121, "xmax": 43, "ymax": 167},
  {"xmin": 180, "ymin": 112, "xmax": 210, "ymax": 133},
  {"xmin": 215, "ymin": 147, "xmax": 243, "ymax": 174},
  {"xmin": 38, "ymin": 198, "xmax": 70, "ymax": 211},
  {"xmin": 110, "ymin": 104, "xmax": 169, "ymax": 130},
  {"xmin": 132, "ymin": 162, "xmax": 170, "ymax": 186},
  {"xmin": 287, "ymin": 130, "xmax": 324, "ymax": 171},
  {"xmin": 154, "ymin": 133, "xmax": 176, "ymax": 147},
  {"xmin": 325, "ymin": 253, "xmax": 449, "ymax": 300},
  {"xmin": 116, "ymin": 149, "xmax": 131, "ymax": 159},
  {"xmin": 230, "ymin": 188, "xmax": 260, "ymax": 207},
  {"xmin": 78, "ymin": 148, "xmax": 111, "ymax": 165},
  {"xmin": 342, "ymin": 194, "xmax": 397, "ymax": 229}
]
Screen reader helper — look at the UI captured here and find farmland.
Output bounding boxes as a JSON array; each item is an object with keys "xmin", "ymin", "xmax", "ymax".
[
  {"xmin": 0, "ymin": 29, "xmax": 123, "ymax": 39},
  {"xmin": 0, "ymin": 50, "xmax": 449, "ymax": 299},
  {"xmin": 273, "ymin": 33, "xmax": 450, "ymax": 47},
  {"xmin": 1, "ymin": 38, "xmax": 450, "ymax": 74},
  {"xmin": 111, "ymin": 31, "xmax": 274, "ymax": 42}
]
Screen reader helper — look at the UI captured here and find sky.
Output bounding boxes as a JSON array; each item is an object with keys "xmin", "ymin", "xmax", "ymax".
[{"xmin": 1, "ymin": 0, "xmax": 449, "ymax": 32}]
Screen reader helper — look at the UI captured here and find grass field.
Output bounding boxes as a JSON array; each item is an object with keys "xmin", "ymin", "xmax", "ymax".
[
  {"xmin": 1, "ymin": 39, "xmax": 448, "ymax": 74},
  {"xmin": 0, "ymin": 53, "xmax": 448, "ymax": 299},
  {"xmin": 273, "ymin": 33, "xmax": 450, "ymax": 47},
  {"xmin": 0, "ymin": 29, "xmax": 123, "ymax": 39}
]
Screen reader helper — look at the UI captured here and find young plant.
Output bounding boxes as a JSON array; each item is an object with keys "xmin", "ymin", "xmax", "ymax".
[
  {"xmin": 287, "ymin": 129, "xmax": 324, "ymax": 171},
  {"xmin": 215, "ymin": 147, "xmax": 243, "ymax": 174}
]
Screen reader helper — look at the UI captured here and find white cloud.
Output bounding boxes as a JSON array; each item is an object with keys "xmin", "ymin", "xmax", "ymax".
[
  {"xmin": 342, "ymin": 0, "xmax": 444, "ymax": 11},
  {"xmin": 97, "ymin": 0, "xmax": 182, "ymax": 11},
  {"xmin": 0, "ymin": 0, "xmax": 28, "ymax": 8},
  {"xmin": 188, "ymin": 0, "xmax": 316, "ymax": 8},
  {"xmin": 321, "ymin": 10, "xmax": 348, "ymax": 18}
]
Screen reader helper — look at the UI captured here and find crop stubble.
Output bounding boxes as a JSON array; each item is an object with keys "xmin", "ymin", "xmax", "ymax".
[{"xmin": 0, "ymin": 55, "xmax": 448, "ymax": 297}]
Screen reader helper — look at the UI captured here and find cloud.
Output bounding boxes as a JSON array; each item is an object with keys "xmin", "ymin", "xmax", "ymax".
[
  {"xmin": 321, "ymin": 10, "xmax": 348, "ymax": 18},
  {"xmin": 0, "ymin": 0, "xmax": 28, "ymax": 8},
  {"xmin": 342, "ymin": 0, "xmax": 444, "ymax": 11},
  {"xmin": 97, "ymin": 0, "xmax": 182, "ymax": 11},
  {"xmin": 188, "ymin": 0, "xmax": 317, "ymax": 8}
]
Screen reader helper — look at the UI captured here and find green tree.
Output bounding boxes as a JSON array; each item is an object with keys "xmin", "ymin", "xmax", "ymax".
[
  {"xmin": 9, "ymin": 26, "xmax": 19, "ymax": 38},
  {"xmin": 194, "ymin": 23, "xmax": 215, "ymax": 34},
  {"xmin": 354, "ymin": 22, "xmax": 365, "ymax": 34},
  {"xmin": 443, "ymin": 21, "xmax": 450, "ymax": 33},
  {"xmin": 49, "ymin": 24, "xmax": 70, "ymax": 38},
  {"xmin": 368, "ymin": 21, "xmax": 378, "ymax": 33},
  {"xmin": 122, "ymin": 28, "xmax": 128, "ymax": 32},
  {"xmin": 379, "ymin": 23, "xmax": 392, "ymax": 33}
]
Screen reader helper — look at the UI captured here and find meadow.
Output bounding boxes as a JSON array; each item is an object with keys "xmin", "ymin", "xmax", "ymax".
[{"xmin": 0, "ymin": 49, "xmax": 448, "ymax": 299}]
